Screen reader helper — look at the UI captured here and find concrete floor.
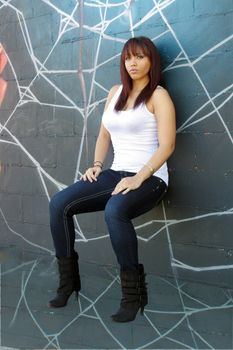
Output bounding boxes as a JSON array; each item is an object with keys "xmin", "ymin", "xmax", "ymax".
[{"xmin": 1, "ymin": 245, "xmax": 233, "ymax": 350}]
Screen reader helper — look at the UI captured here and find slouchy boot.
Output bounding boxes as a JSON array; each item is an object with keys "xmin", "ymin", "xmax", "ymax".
[
  {"xmin": 111, "ymin": 264, "xmax": 148, "ymax": 322},
  {"xmin": 48, "ymin": 251, "xmax": 81, "ymax": 308}
]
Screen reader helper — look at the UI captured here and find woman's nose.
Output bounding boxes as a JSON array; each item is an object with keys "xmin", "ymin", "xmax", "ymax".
[{"xmin": 130, "ymin": 57, "xmax": 137, "ymax": 65}]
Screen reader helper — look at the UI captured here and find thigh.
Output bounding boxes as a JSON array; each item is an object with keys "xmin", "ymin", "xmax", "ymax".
[
  {"xmin": 106, "ymin": 176, "xmax": 167, "ymax": 219},
  {"xmin": 51, "ymin": 169, "xmax": 118, "ymax": 214}
]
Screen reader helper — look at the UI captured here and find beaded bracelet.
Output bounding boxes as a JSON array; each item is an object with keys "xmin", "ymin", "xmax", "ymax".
[
  {"xmin": 94, "ymin": 160, "xmax": 103, "ymax": 169},
  {"xmin": 94, "ymin": 164, "xmax": 103, "ymax": 169}
]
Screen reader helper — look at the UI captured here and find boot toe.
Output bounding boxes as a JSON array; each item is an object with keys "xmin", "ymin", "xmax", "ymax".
[
  {"xmin": 111, "ymin": 307, "xmax": 138, "ymax": 322},
  {"xmin": 48, "ymin": 294, "xmax": 68, "ymax": 308}
]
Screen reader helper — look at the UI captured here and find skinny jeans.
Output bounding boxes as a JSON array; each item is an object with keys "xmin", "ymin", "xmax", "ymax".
[{"xmin": 49, "ymin": 169, "xmax": 167, "ymax": 270}]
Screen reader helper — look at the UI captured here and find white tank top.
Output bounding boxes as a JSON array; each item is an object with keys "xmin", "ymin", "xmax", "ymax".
[{"xmin": 102, "ymin": 85, "xmax": 168, "ymax": 185}]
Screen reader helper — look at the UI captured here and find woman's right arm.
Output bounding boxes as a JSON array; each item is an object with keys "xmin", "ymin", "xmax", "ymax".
[{"xmin": 81, "ymin": 85, "xmax": 119, "ymax": 182}]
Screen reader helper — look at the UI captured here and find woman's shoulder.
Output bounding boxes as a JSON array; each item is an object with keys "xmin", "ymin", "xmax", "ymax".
[
  {"xmin": 150, "ymin": 85, "xmax": 175, "ymax": 114},
  {"xmin": 104, "ymin": 85, "xmax": 122, "ymax": 111},
  {"xmin": 106, "ymin": 85, "xmax": 121, "ymax": 102},
  {"xmin": 151, "ymin": 85, "xmax": 172, "ymax": 102},
  {"xmin": 153, "ymin": 84, "xmax": 168, "ymax": 95},
  {"xmin": 109, "ymin": 84, "xmax": 121, "ymax": 96}
]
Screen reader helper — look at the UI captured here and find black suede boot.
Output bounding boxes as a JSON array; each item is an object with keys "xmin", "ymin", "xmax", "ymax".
[
  {"xmin": 48, "ymin": 251, "xmax": 81, "ymax": 308},
  {"xmin": 111, "ymin": 264, "xmax": 148, "ymax": 322}
]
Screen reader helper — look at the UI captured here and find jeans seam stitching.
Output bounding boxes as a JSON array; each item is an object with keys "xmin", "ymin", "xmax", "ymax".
[{"xmin": 63, "ymin": 187, "xmax": 115, "ymax": 256}]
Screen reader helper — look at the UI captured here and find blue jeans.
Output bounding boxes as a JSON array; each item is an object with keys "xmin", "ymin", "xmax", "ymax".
[{"xmin": 49, "ymin": 169, "xmax": 167, "ymax": 270}]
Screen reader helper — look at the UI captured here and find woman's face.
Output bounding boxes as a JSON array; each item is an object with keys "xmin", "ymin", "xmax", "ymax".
[{"xmin": 124, "ymin": 48, "xmax": 151, "ymax": 81}]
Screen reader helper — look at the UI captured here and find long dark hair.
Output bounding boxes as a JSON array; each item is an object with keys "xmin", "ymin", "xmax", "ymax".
[{"xmin": 114, "ymin": 36, "xmax": 162, "ymax": 112}]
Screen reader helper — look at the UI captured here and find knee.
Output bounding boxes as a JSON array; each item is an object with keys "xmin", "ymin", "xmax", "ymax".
[
  {"xmin": 49, "ymin": 191, "xmax": 65, "ymax": 217},
  {"xmin": 104, "ymin": 201, "xmax": 126, "ymax": 224}
]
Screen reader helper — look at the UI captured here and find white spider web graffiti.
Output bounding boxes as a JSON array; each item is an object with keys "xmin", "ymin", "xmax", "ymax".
[{"xmin": 0, "ymin": 0, "xmax": 233, "ymax": 349}]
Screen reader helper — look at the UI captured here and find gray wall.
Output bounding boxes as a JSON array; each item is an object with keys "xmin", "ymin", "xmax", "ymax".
[{"xmin": 0, "ymin": 0, "xmax": 233, "ymax": 287}]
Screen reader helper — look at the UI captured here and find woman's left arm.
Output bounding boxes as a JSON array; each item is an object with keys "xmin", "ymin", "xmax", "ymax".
[
  {"xmin": 112, "ymin": 88, "xmax": 176, "ymax": 195},
  {"xmin": 140, "ymin": 87, "xmax": 176, "ymax": 178}
]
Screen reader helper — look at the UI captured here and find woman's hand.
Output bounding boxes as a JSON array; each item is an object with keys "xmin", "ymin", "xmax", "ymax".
[
  {"xmin": 81, "ymin": 166, "xmax": 102, "ymax": 182},
  {"xmin": 112, "ymin": 175, "xmax": 143, "ymax": 195}
]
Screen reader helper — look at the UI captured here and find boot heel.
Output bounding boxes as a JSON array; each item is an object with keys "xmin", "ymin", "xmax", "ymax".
[
  {"xmin": 48, "ymin": 254, "xmax": 81, "ymax": 308},
  {"xmin": 140, "ymin": 306, "xmax": 144, "ymax": 315},
  {"xmin": 111, "ymin": 264, "xmax": 148, "ymax": 323}
]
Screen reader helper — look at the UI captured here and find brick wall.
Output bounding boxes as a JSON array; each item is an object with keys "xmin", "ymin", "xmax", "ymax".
[{"xmin": 0, "ymin": 0, "xmax": 233, "ymax": 286}]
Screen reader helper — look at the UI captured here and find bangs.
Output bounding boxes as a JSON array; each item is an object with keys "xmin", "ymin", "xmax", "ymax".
[{"xmin": 121, "ymin": 39, "xmax": 150, "ymax": 60}]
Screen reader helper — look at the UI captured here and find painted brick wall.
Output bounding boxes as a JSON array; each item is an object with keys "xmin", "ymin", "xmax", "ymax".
[{"xmin": 0, "ymin": 0, "xmax": 233, "ymax": 286}]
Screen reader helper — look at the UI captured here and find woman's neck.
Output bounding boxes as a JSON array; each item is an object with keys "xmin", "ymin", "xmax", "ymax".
[{"xmin": 131, "ymin": 77, "xmax": 149, "ymax": 93}]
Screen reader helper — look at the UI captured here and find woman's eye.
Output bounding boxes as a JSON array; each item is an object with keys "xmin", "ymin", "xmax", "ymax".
[{"xmin": 137, "ymin": 55, "xmax": 144, "ymax": 59}]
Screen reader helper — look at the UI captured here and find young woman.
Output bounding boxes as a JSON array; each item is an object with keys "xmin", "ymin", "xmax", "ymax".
[{"xmin": 48, "ymin": 36, "xmax": 176, "ymax": 322}]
